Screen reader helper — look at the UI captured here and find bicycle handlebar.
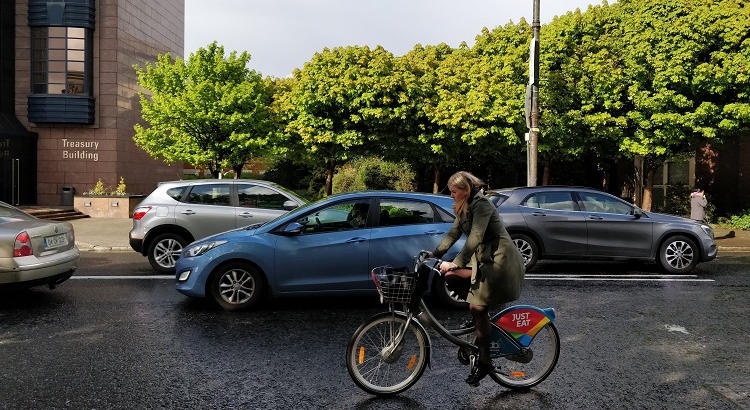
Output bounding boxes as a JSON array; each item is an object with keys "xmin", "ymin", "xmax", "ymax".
[{"xmin": 416, "ymin": 250, "xmax": 461, "ymax": 276}]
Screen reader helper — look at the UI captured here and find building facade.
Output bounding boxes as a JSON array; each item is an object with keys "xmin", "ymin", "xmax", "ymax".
[{"xmin": 1, "ymin": 0, "xmax": 183, "ymax": 206}]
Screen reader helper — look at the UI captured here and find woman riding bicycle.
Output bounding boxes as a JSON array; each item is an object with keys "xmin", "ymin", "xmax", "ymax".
[{"xmin": 431, "ymin": 171, "xmax": 525, "ymax": 386}]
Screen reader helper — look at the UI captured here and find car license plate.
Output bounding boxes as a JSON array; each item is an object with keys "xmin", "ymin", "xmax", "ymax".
[{"xmin": 44, "ymin": 233, "xmax": 68, "ymax": 249}]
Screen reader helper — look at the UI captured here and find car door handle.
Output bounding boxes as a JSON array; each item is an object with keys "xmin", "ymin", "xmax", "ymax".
[
  {"xmin": 531, "ymin": 212, "xmax": 546, "ymax": 216},
  {"xmin": 346, "ymin": 237, "xmax": 368, "ymax": 243},
  {"xmin": 239, "ymin": 212, "xmax": 254, "ymax": 218},
  {"xmin": 588, "ymin": 215, "xmax": 604, "ymax": 220},
  {"xmin": 425, "ymin": 230, "xmax": 445, "ymax": 235},
  {"xmin": 180, "ymin": 210, "xmax": 196, "ymax": 215}
]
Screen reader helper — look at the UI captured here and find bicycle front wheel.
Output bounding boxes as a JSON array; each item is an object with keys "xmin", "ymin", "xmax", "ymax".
[
  {"xmin": 490, "ymin": 322, "xmax": 560, "ymax": 389},
  {"xmin": 346, "ymin": 312, "xmax": 429, "ymax": 396}
]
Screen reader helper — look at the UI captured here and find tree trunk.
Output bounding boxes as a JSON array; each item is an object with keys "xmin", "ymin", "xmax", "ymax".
[
  {"xmin": 232, "ymin": 164, "xmax": 243, "ymax": 179},
  {"xmin": 325, "ymin": 161, "xmax": 335, "ymax": 196},
  {"xmin": 542, "ymin": 161, "xmax": 550, "ymax": 186},
  {"xmin": 432, "ymin": 164, "xmax": 441, "ymax": 194},
  {"xmin": 641, "ymin": 167, "xmax": 655, "ymax": 211}
]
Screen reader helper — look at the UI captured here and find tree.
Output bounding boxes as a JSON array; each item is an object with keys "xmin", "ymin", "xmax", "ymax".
[
  {"xmin": 615, "ymin": 0, "xmax": 750, "ymax": 210},
  {"xmin": 281, "ymin": 46, "xmax": 401, "ymax": 195},
  {"xmin": 539, "ymin": 3, "xmax": 628, "ymax": 188},
  {"xmin": 133, "ymin": 42, "xmax": 273, "ymax": 178},
  {"xmin": 395, "ymin": 43, "xmax": 456, "ymax": 192}
]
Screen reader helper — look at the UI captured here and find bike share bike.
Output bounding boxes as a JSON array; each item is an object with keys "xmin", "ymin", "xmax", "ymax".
[{"xmin": 346, "ymin": 251, "xmax": 560, "ymax": 396}]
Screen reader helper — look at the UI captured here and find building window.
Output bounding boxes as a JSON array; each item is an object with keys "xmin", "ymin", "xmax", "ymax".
[{"xmin": 31, "ymin": 26, "xmax": 90, "ymax": 95}]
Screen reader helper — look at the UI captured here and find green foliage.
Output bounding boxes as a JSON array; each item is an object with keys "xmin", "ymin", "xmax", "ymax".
[
  {"xmin": 615, "ymin": 0, "xmax": 750, "ymax": 158},
  {"xmin": 729, "ymin": 213, "xmax": 750, "ymax": 231},
  {"xmin": 718, "ymin": 210, "xmax": 750, "ymax": 230},
  {"xmin": 133, "ymin": 42, "xmax": 273, "ymax": 177},
  {"xmin": 332, "ymin": 157, "xmax": 416, "ymax": 193},
  {"xmin": 280, "ymin": 46, "xmax": 402, "ymax": 195}
]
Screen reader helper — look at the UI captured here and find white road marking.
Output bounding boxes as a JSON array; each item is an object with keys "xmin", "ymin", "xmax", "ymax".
[
  {"xmin": 527, "ymin": 274, "xmax": 698, "ymax": 279},
  {"xmin": 525, "ymin": 276, "xmax": 714, "ymax": 282},
  {"xmin": 665, "ymin": 324, "xmax": 690, "ymax": 334},
  {"xmin": 72, "ymin": 275, "xmax": 174, "ymax": 280},
  {"xmin": 70, "ymin": 275, "xmax": 714, "ymax": 283}
]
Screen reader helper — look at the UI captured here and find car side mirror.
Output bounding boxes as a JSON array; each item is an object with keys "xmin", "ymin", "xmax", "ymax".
[
  {"xmin": 283, "ymin": 200, "xmax": 298, "ymax": 211},
  {"xmin": 632, "ymin": 208, "xmax": 643, "ymax": 219},
  {"xmin": 280, "ymin": 222, "xmax": 303, "ymax": 235}
]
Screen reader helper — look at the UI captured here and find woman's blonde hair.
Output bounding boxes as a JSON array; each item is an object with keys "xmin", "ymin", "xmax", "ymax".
[{"xmin": 448, "ymin": 171, "xmax": 484, "ymax": 217}]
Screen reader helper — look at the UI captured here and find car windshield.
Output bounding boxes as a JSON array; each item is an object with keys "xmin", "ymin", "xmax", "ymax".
[
  {"xmin": 247, "ymin": 196, "xmax": 328, "ymax": 230},
  {"xmin": 268, "ymin": 183, "xmax": 309, "ymax": 206},
  {"xmin": 0, "ymin": 203, "xmax": 34, "ymax": 223}
]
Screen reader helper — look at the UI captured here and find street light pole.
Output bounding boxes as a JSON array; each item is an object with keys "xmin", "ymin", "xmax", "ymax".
[{"xmin": 527, "ymin": 0, "xmax": 540, "ymax": 187}]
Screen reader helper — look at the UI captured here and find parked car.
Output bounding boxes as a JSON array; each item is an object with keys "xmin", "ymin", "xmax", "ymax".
[
  {"xmin": 0, "ymin": 201, "xmax": 78, "ymax": 290},
  {"xmin": 129, "ymin": 179, "xmax": 307, "ymax": 273},
  {"xmin": 487, "ymin": 186, "xmax": 717, "ymax": 273},
  {"xmin": 175, "ymin": 191, "xmax": 464, "ymax": 311}
]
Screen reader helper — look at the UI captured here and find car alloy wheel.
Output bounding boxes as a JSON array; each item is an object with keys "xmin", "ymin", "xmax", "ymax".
[
  {"xmin": 514, "ymin": 238, "xmax": 533, "ymax": 265},
  {"xmin": 210, "ymin": 262, "xmax": 265, "ymax": 311},
  {"xmin": 218, "ymin": 268, "xmax": 256, "ymax": 306},
  {"xmin": 154, "ymin": 238, "xmax": 183, "ymax": 269},
  {"xmin": 511, "ymin": 233, "xmax": 538, "ymax": 270},
  {"xmin": 664, "ymin": 240, "xmax": 694, "ymax": 270},
  {"xmin": 659, "ymin": 235, "xmax": 698, "ymax": 274},
  {"xmin": 147, "ymin": 233, "xmax": 188, "ymax": 273}
]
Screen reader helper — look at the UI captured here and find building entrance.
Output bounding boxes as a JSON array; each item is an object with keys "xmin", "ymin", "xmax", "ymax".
[{"xmin": 0, "ymin": 135, "xmax": 37, "ymax": 206}]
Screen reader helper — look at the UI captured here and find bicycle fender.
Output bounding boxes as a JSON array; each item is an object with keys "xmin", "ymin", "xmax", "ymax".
[
  {"xmin": 411, "ymin": 314, "xmax": 432, "ymax": 370},
  {"xmin": 491, "ymin": 305, "xmax": 556, "ymax": 348}
]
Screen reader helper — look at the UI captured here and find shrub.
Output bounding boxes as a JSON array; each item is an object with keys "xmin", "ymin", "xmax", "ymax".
[
  {"xmin": 85, "ymin": 179, "xmax": 107, "ymax": 196},
  {"xmin": 113, "ymin": 176, "xmax": 128, "ymax": 196},
  {"xmin": 728, "ymin": 211, "xmax": 750, "ymax": 230},
  {"xmin": 332, "ymin": 157, "xmax": 416, "ymax": 194}
]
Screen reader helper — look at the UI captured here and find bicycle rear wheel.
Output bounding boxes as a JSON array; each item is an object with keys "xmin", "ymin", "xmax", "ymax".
[
  {"xmin": 346, "ymin": 312, "xmax": 429, "ymax": 396},
  {"xmin": 489, "ymin": 322, "xmax": 560, "ymax": 389}
]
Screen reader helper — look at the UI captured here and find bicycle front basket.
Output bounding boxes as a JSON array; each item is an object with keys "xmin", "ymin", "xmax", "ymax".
[{"xmin": 370, "ymin": 266, "xmax": 415, "ymax": 304}]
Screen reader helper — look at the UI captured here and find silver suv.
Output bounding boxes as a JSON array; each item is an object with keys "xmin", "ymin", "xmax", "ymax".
[{"xmin": 129, "ymin": 179, "xmax": 306, "ymax": 273}]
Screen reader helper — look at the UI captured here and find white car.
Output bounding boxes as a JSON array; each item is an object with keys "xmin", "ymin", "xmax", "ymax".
[{"xmin": 0, "ymin": 201, "xmax": 79, "ymax": 289}]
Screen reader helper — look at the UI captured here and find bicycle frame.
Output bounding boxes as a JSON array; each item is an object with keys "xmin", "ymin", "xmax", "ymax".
[{"xmin": 381, "ymin": 256, "xmax": 556, "ymax": 361}]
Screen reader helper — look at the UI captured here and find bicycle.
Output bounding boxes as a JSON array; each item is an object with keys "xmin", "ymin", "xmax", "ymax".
[{"xmin": 346, "ymin": 251, "xmax": 560, "ymax": 396}]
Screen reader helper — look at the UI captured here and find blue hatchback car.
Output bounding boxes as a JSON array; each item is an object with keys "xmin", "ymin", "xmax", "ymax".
[{"xmin": 175, "ymin": 191, "xmax": 464, "ymax": 311}]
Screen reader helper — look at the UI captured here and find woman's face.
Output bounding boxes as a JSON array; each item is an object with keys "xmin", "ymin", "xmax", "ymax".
[{"xmin": 449, "ymin": 184, "xmax": 469, "ymax": 202}]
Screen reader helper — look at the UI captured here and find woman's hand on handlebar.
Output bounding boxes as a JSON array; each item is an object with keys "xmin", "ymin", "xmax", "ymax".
[
  {"xmin": 439, "ymin": 261, "xmax": 458, "ymax": 274},
  {"xmin": 419, "ymin": 250, "xmax": 434, "ymax": 259}
]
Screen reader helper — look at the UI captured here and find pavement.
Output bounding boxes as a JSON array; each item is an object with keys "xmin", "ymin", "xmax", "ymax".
[{"xmin": 65, "ymin": 217, "xmax": 750, "ymax": 253}]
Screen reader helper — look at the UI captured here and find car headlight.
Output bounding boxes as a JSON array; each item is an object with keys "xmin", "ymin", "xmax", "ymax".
[
  {"xmin": 700, "ymin": 224, "xmax": 713, "ymax": 239},
  {"xmin": 184, "ymin": 240, "xmax": 227, "ymax": 257}
]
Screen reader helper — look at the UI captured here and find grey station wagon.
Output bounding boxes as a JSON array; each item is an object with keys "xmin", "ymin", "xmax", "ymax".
[
  {"xmin": 129, "ymin": 179, "xmax": 306, "ymax": 273},
  {"xmin": 487, "ymin": 187, "xmax": 717, "ymax": 273}
]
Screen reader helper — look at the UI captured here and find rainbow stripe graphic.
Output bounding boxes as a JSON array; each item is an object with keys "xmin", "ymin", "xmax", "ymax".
[{"xmin": 496, "ymin": 306, "xmax": 552, "ymax": 347}]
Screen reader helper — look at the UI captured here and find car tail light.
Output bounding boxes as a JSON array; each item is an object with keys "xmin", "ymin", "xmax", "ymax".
[
  {"xmin": 68, "ymin": 227, "xmax": 75, "ymax": 245},
  {"xmin": 133, "ymin": 206, "xmax": 152, "ymax": 220},
  {"xmin": 13, "ymin": 231, "xmax": 33, "ymax": 257}
]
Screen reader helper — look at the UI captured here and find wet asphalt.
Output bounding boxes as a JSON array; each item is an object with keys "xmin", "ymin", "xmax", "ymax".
[{"xmin": 0, "ymin": 252, "xmax": 748, "ymax": 409}]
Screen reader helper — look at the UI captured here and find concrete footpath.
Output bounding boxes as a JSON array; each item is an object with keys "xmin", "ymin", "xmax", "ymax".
[{"xmin": 66, "ymin": 217, "xmax": 750, "ymax": 254}]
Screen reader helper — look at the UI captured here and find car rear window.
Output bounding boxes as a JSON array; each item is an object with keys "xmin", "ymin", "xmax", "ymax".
[
  {"xmin": 186, "ymin": 184, "xmax": 232, "ymax": 206},
  {"xmin": 488, "ymin": 193, "xmax": 509, "ymax": 207},
  {"xmin": 0, "ymin": 204, "xmax": 34, "ymax": 222},
  {"xmin": 435, "ymin": 206, "xmax": 455, "ymax": 222},
  {"xmin": 523, "ymin": 192, "xmax": 577, "ymax": 211},
  {"xmin": 166, "ymin": 186, "xmax": 186, "ymax": 201},
  {"xmin": 378, "ymin": 200, "xmax": 435, "ymax": 226}
]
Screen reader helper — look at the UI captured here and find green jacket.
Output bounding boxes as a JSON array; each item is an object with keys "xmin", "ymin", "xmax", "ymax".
[{"xmin": 433, "ymin": 189, "xmax": 525, "ymax": 306}]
